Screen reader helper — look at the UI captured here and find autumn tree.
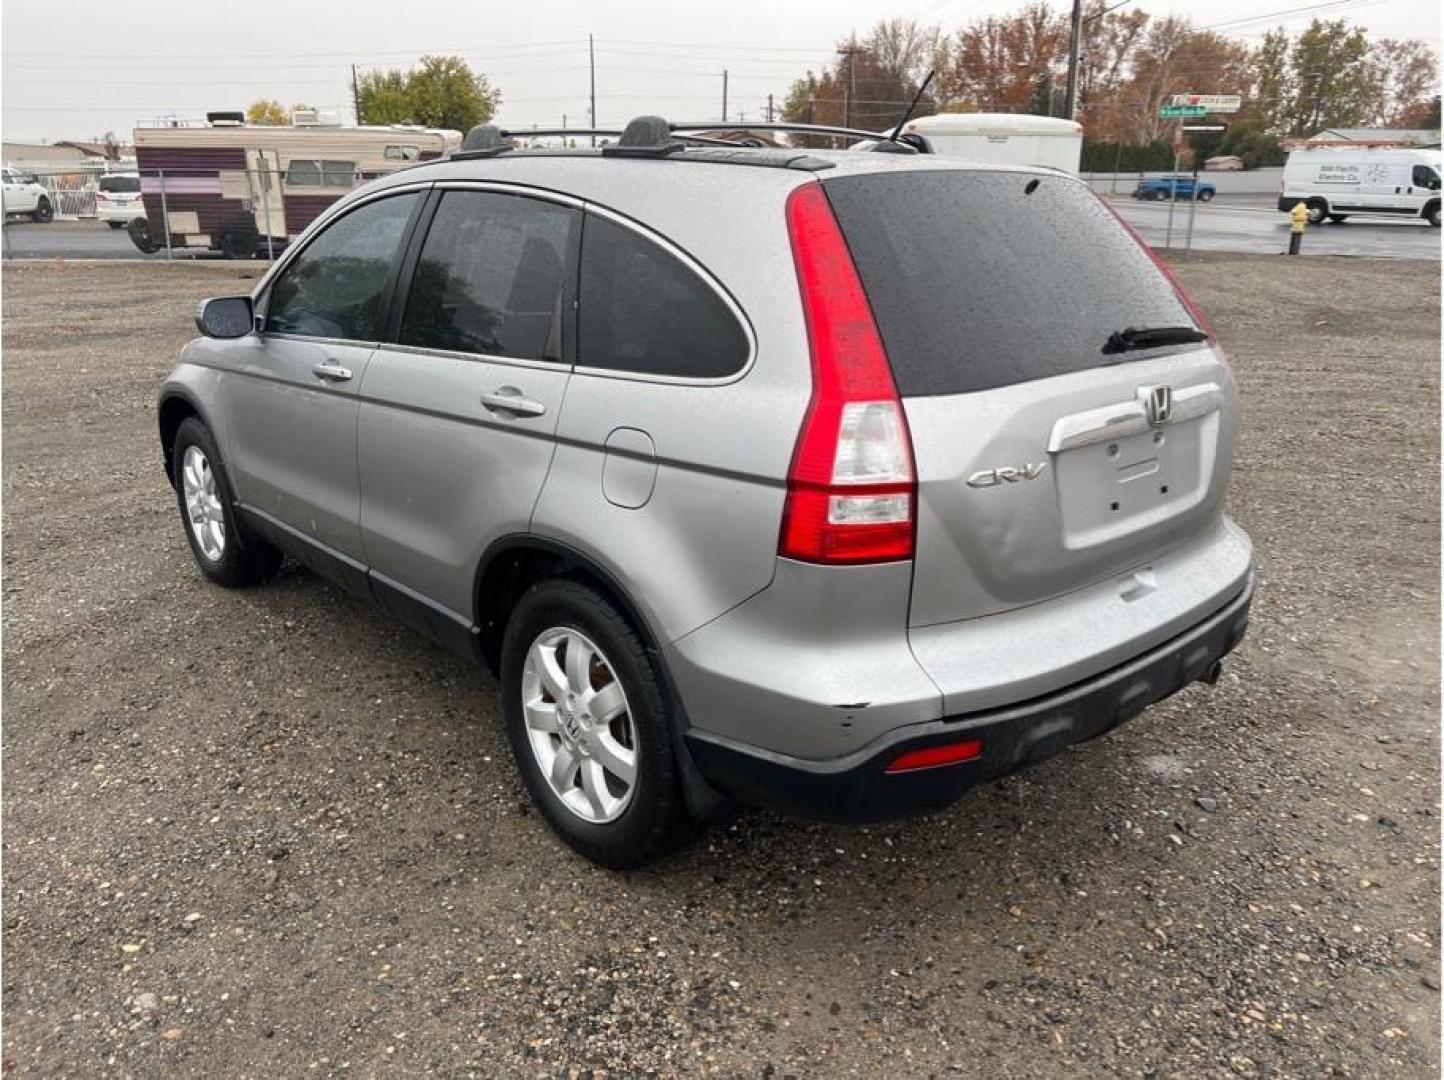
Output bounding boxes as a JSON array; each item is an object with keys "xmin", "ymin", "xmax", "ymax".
[
  {"xmin": 1075, "ymin": 1, "xmax": 1150, "ymax": 139},
  {"xmin": 247, "ymin": 99, "xmax": 289, "ymax": 125},
  {"xmin": 781, "ymin": 36, "xmax": 935, "ymax": 139},
  {"xmin": 940, "ymin": 3, "xmax": 1068, "ymax": 113},
  {"xmin": 1368, "ymin": 39, "xmax": 1438, "ymax": 126}
]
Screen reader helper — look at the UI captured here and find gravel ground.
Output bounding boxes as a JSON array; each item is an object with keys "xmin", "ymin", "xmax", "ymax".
[{"xmin": 3, "ymin": 256, "xmax": 1438, "ymax": 1078}]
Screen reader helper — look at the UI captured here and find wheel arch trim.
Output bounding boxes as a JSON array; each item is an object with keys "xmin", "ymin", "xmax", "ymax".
[
  {"xmin": 157, "ymin": 386, "xmax": 220, "ymax": 488},
  {"xmin": 473, "ymin": 532, "xmax": 733, "ymax": 822}
]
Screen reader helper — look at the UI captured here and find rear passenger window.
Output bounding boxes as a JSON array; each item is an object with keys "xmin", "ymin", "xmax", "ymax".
[
  {"xmin": 399, "ymin": 191, "xmax": 579, "ymax": 361},
  {"xmin": 265, "ymin": 192, "xmax": 420, "ymax": 341},
  {"xmin": 578, "ymin": 215, "xmax": 749, "ymax": 378}
]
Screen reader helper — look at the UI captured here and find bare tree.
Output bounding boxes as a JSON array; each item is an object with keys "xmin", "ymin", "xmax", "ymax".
[{"xmin": 865, "ymin": 18, "xmax": 940, "ymax": 87}]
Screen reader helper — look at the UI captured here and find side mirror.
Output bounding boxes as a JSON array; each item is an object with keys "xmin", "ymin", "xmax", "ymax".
[{"xmin": 195, "ymin": 295, "xmax": 254, "ymax": 339}]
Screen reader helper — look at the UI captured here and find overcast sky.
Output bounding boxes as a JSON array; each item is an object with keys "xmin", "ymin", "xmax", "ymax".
[{"xmin": 2, "ymin": 0, "xmax": 1438, "ymax": 143}]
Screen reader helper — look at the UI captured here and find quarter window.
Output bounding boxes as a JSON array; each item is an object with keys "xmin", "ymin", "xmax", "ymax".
[
  {"xmin": 399, "ymin": 191, "xmax": 579, "ymax": 361},
  {"xmin": 578, "ymin": 215, "xmax": 749, "ymax": 379},
  {"xmin": 285, "ymin": 159, "xmax": 356, "ymax": 187},
  {"xmin": 265, "ymin": 192, "xmax": 420, "ymax": 340}
]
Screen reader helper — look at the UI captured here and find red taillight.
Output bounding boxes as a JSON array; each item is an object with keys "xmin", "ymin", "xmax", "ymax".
[
  {"xmin": 1097, "ymin": 193, "xmax": 1217, "ymax": 340},
  {"xmin": 885, "ymin": 739, "xmax": 984, "ymax": 774},
  {"xmin": 780, "ymin": 183, "xmax": 915, "ymax": 565}
]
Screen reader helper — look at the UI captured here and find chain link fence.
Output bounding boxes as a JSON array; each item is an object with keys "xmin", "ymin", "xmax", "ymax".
[
  {"xmin": 2, "ymin": 162, "xmax": 367, "ymax": 262},
  {"xmin": 2, "ymin": 160, "xmax": 140, "ymax": 220}
]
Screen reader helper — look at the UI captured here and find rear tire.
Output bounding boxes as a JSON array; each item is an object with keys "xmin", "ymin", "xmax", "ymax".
[
  {"xmin": 220, "ymin": 229, "xmax": 258, "ymax": 260},
  {"xmin": 107, "ymin": 220, "xmax": 125, "ymax": 229},
  {"xmin": 128, "ymin": 217, "xmax": 160, "ymax": 254},
  {"xmin": 500, "ymin": 580, "xmax": 689, "ymax": 868},
  {"xmin": 171, "ymin": 418, "xmax": 282, "ymax": 588},
  {"xmin": 1327, "ymin": 213, "xmax": 1349, "ymax": 224},
  {"xmin": 31, "ymin": 197, "xmax": 52, "ymax": 223}
]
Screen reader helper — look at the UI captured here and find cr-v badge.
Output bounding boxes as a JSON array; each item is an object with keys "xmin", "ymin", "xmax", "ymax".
[{"xmin": 967, "ymin": 462, "xmax": 1048, "ymax": 488}]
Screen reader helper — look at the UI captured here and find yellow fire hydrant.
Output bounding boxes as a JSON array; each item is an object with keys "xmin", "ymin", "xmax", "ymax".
[{"xmin": 1288, "ymin": 201, "xmax": 1309, "ymax": 255}]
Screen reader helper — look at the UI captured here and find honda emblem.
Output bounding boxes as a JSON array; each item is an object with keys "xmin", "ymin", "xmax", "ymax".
[{"xmin": 1142, "ymin": 385, "xmax": 1173, "ymax": 427}]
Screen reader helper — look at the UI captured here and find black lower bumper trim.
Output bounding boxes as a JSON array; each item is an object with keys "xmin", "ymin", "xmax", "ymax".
[{"xmin": 686, "ymin": 577, "xmax": 1253, "ymax": 823}]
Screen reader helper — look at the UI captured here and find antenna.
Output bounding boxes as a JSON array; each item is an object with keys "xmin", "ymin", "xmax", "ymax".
[{"xmin": 889, "ymin": 70, "xmax": 936, "ymax": 143}]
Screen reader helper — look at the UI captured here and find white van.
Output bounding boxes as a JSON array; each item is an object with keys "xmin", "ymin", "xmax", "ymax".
[
  {"xmin": 1279, "ymin": 145, "xmax": 1440, "ymax": 227},
  {"xmin": 871, "ymin": 113, "xmax": 1083, "ymax": 174}
]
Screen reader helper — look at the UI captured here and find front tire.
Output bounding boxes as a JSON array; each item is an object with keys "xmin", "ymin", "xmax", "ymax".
[
  {"xmin": 172, "ymin": 418, "xmax": 281, "ymax": 587},
  {"xmin": 31, "ymin": 197, "xmax": 52, "ymax": 223},
  {"xmin": 1197, "ymin": 189, "xmax": 1215, "ymax": 202},
  {"xmin": 1427, "ymin": 203, "xmax": 1440, "ymax": 228},
  {"xmin": 501, "ymin": 580, "xmax": 687, "ymax": 868},
  {"xmin": 1305, "ymin": 199, "xmax": 1327, "ymax": 225},
  {"xmin": 107, "ymin": 220, "xmax": 125, "ymax": 229}
]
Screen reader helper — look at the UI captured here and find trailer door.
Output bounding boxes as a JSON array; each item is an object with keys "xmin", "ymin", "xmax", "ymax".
[{"xmin": 245, "ymin": 148, "xmax": 284, "ymax": 245}]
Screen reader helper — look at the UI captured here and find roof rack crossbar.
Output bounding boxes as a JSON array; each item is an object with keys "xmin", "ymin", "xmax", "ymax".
[{"xmin": 668, "ymin": 120, "xmax": 887, "ymax": 143}]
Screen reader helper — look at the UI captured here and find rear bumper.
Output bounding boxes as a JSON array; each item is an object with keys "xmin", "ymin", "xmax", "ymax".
[
  {"xmin": 686, "ymin": 574, "xmax": 1252, "ymax": 823},
  {"xmin": 97, "ymin": 204, "xmax": 145, "ymax": 223}
]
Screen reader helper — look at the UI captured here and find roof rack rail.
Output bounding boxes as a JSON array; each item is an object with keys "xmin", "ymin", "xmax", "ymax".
[{"xmin": 452, "ymin": 124, "xmax": 745, "ymax": 160}]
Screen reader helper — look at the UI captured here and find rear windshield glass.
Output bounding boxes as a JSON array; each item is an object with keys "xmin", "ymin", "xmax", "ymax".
[
  {"xmin": 99, "ymin": 175, "xmax": 140, "ymax": 193},
  {"xmin": 823, "ymin": 170, "xmax": 1198, "ymax": 396}
]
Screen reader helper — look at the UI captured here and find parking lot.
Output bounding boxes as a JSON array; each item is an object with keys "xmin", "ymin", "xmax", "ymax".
[{"xmin": 2, "ymin": 256, "xmax": 1438, "ymax": 1075}]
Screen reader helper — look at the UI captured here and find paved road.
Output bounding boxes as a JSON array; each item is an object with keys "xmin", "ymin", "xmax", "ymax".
[
  {"xmin": 1110, "ymin": 195, "xmax": 1441, "ymax": 259},
  {"xmin": 4, "ymin": 201, "xmax": 1439, "ymax": 262},
  {"xmin": 1, "ymin": 220, "xmax": 218, "ymax": 261}
]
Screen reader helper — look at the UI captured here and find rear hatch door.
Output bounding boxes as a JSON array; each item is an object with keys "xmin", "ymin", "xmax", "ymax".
[{"xmin": 823, "ymin": 167, "xmax": 1236, "ymax": 626}]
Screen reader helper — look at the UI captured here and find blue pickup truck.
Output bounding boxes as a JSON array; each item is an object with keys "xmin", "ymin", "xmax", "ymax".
[{"xmin": 1131, "ymin": 175, "xmax": 1217, "ymax": 201}]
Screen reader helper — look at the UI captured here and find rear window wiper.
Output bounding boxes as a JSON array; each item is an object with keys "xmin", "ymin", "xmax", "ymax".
[{"xmin": 1102, "ymin": 325, "xmax": 1209, "ymax": 356}]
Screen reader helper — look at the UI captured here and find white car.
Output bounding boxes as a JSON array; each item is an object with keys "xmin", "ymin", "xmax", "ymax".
[
  {"xmin": 95, "ymin": 173, "xmax": 144, "ymax": 227},
  {"xmin": 2, "ymin": 168, "xmax": 53, "ymax": 222},
  {"xmin": 1280, "ymin": 145, "xmax": 1441, "ymax": 226}
]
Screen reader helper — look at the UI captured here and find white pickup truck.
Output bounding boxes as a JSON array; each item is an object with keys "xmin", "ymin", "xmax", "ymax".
[{"xmin": 2, "ymin": 168, "xmax": 53, "ymax": 222}]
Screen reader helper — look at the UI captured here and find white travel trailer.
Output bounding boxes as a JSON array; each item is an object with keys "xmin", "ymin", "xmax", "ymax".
[
  {"xmin": 883, "ymin": 113, "xmax": 1084, "ymax": 174},
  {"xmin": 1279, "ymin": 143, "xmax": 1441, "ymax": 226},
  {"xmin": 131, "ymin": 113, "xmax": 460, "ymax": 256}
]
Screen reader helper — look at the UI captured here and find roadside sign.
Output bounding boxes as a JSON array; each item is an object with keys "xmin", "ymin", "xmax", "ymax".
[
  {"xmin": 1160, "ymin": 104, "xmax": 1207, "ymax": 118},
  {"xmin": 1169, "ymin": 94, "xmax": 1242, "ymax": 113},
  {"xmin": 1182, "ymin": 124, "xmax": 1227, "ymax": 132}
]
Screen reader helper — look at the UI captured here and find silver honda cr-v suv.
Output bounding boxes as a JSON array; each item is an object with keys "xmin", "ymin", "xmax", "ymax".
[{"xmin": 159, "ymin": 118, "xmax": 1253, "ymax": 867}]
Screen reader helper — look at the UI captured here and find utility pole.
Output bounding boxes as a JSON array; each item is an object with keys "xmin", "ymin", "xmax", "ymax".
[
  {"xmin": 722, "ymin": 69, "xmax": 729, "ymax": 121},
  {"xmin": 767, "ymin": 93, "xmax": 775, "ymax": 122},
  {"xmin": 838, "ymin": 42, "xmax": 863, "ymax": 128},
  {"xmin": 588, "ymin": 34, "xmax": 597, "ymax": 147},
  {"xmin": 351, "ymin": 64, "xmax": 361, "ymax": 125},
  {"xmin": 1063, "ymin": 0, "xmax": 1084, "ymax": 120}
]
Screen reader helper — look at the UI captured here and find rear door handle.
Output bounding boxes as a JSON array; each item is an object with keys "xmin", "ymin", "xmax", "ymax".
[
  {"xmin": 312, "ymin": 362, "xmax": 352, "ymax": 382},
  {"xmin": 480, "ymin": 388, "xmax": 547, "ymax": 418}
]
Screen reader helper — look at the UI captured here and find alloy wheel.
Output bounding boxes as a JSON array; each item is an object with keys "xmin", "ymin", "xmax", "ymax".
[
  {"xmin": 521, "ymin": 627, "xmax": 638, "ymax": 824},
  {"xmin": 181, "ymin": 445, "xmax": 225, "ymax": 561}
]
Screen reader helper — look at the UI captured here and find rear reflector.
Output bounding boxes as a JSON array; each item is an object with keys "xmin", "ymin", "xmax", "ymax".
[
  {"xmin": 884, "ymin": 739, "xmax": 984, "ymax": 775},
  {"xmin": 779, "ymin": 183, "xmax": 916, "ymax": 564}
]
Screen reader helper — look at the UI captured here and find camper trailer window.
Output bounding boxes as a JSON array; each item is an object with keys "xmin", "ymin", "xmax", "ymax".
[
  {"xmin": 265, "ymin": 192, "xmax": 421, "ymax": 341},
  {"xmin": 385, "ymin": 145, "xmax": 421, "ymax": 162},
  {"xmin": 399, "ymin": 191, "xmax": 578, "ymax": 361},
  {"xmin": 285, "ymin": 159, "xmax": 357, "ymax": 187}
]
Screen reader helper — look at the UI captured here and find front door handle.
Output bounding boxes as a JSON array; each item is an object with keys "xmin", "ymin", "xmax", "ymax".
[
  {"xmin": 480, "ymin": 387, "xmax": 547, "ymax": 418},
  {"xmin": 312, "ymin": 362, "xmax": 352, "ymax": 382}
]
